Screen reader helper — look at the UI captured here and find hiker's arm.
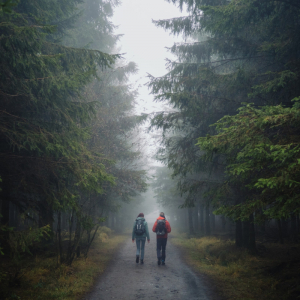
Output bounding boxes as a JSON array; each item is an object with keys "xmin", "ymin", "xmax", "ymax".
[
  {"xmin": 132, "ymin": 221, "xmax": 136, "ymax": 241},
  {"xmin": 145, "ymin": 222, "xmax": 150, "ymax": 241}
]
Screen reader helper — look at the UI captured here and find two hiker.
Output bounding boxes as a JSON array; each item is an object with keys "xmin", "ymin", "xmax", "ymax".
[{"xmin": 132, "ymin": 212, "xmax": 171, "ymax": 265}]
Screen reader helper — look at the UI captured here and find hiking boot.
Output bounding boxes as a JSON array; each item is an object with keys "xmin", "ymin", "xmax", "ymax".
[
  {"xmin": 161, "ymin": 260, "xmax": 165, "ymax": 265},
  {"xmin": 136, "ymin": 255, "xmax": 139, "ymax": 263},
  {"xmin": 157, "ymin": 258, "xmax": 161, "ymax": 265},
  {"xmin": 140, "ymin": 259, "xmax": 144, "ymax": 264}
]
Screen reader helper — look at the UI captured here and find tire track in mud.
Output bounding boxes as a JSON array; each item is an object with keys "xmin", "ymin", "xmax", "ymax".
[{"xmin": 84, "ymin": 238, "xmax": 221, "ymax": 300}]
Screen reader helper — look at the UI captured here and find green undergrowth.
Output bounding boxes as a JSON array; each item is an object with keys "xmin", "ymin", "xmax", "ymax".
[
  {"xmin": 171, "ymin": 234, "xmax": 300, "ymax": 300},
  {"xmin": 1, "ymin": 227, "xmax": 127, "ymax": 300}
]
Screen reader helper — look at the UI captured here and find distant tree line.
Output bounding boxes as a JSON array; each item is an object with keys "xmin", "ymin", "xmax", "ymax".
[
  {"xmin": 0, "ymin": 0, "xmax": 147, "ymax": 266},
  {"xmin": 150, "ymin": 0, "xmax": 300, "ymax": 252}
]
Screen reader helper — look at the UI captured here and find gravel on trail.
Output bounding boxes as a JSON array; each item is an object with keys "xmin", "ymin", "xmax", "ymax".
[{"xmin": 84, "ymin": 237, "xmax": 222, "ymax": 300}]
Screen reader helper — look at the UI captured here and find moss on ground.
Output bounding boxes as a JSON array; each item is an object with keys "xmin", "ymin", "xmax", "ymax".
[{"xmin": 171, "ymin": 234, "xmax": 300, "ymax": 300}]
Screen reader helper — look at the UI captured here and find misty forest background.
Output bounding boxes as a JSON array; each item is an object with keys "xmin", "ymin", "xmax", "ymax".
[{"xmin": 1, "ymin": 0, "xmax": 300, "ymax": 295}]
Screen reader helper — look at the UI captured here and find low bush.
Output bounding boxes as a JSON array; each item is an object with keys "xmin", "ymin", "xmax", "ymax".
[{"xmin": 0, "ymin": 232, "xmax": 126, "ymax": 300}]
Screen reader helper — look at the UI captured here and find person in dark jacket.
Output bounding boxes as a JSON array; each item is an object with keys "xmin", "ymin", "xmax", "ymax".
[
  {"xmin": 152, "ymin": 212, "xmax": 171, "ymax": 265},
  {"xmin": 132, "ymin": 213, "xmax": 150, "ymax": 264}
]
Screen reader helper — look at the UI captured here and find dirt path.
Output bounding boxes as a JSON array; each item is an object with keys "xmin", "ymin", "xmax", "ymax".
[{"xmin": 84, "ymin": 238, "xmax": 221, "ymax": 300}]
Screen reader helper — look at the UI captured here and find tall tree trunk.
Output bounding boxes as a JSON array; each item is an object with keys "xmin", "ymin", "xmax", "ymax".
[
  {"xmin": 199, "ymin": 203, "xmax": 204, "ymax": 234},
  {"xmin": 205, "ymin": 205, "xmax": 211, "ymax": 236},
  {"xmin": 193, "ymin": 205, "xmax": 199, "ymax": 234},
  {"xmin": 259, "ymin": 209, "xmax": 265, "ymax": 234},
  {"xmin": 277, "ymin": 219, "xmax": 284, "ymax": 244},
  {"xmin": 1, "ymin": 177, "xmax": 10, "ymax": 227},
  {"xmin": 0, "ymin": 181, "xmax": 11, "ymax": 253},
  {"xmin": 210, "ymin": 207, "xmax": 215, "ymax": 234},
  {"xmin": 0, "ymin": 199, "xmax": 9, "ymax": 226},
  {"xmin": 185, "ymin": 208, "xmax": 189, "ymax": 232},
  {"xmin": 236, "ymin": 219, "xmax": 243, "ymax": 247},
  {"xmin": 281, "ymin": 218, "xmax": 288, "ymax": 240},
  {"xmin": 9, "ymin": 202, "xmax": 18, "ymax": 227},
  {"xmin": 291, "ymin": 213, "xmax": 298, "ymax": 242},
  {"xmin": 39, "ymin": 202, "xmax": 53, "ymax": 234},
  {"xmin": 188, "ymin": 207, "xmax": 194, "ymax": 235},
  {"xmin": 117, "ymin": 211, "xmax": 123, "ymax": 233},
  {"xmin": 221, "ymin": 215, "xmax": 226, "ymax": 232},
  {"xmin": 57, "ymin": 211, "xmax": 63, "ymax": 264},
  {"xmin": 248, "ymin": 213, "xmax": 256, "ymax": 253},
  {"xmin": 242, "ymin": 220, "xmax": 250, "ymax": 248},
  {"xmin": 67, "ymin": 210, "xmax": 75, "ymax": 262}
]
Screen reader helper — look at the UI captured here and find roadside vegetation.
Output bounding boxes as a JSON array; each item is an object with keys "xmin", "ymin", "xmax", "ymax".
[
  {"xmin": 150, "ymin": 2, "xmax": 300, "ymax": 297},
  {"xmin": 150, "ymin": 0, "xmax": 300, "ymax": 255},
  {"xmin": 172, "ymin": 234, "xmax": 300, "ymax": 300},
  {"xmin": 0, "ymin": 0, "xmax": 147, "ymax": 294},
  {"xmin": 0, "ymin": 227, "xmax": 126, "ymax": 300}
]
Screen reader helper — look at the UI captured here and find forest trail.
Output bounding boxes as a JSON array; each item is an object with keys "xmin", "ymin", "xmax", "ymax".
[{"xmin": 84, "ymin": 238, "xmax": 220, "ymax": 300}]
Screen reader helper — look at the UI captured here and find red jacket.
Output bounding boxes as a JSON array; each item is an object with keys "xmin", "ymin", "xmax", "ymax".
[{"xmin": 152, "ymin": 216, "xmax": 171, "ymax": 238}]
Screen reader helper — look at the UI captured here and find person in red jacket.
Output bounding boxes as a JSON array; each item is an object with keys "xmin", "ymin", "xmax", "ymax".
[{"xmin": 152, "ymin": 212, "xmax": 171, "ymax": 265}]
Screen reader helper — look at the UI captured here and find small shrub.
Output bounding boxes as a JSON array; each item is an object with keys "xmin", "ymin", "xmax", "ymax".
[
  {"xmin": 98, "ymin": 226, "xmax": 113, "ymax": 237},
  {"xmin": 98, "ymin": 232, "xmax": 108, "ymax": 243}
]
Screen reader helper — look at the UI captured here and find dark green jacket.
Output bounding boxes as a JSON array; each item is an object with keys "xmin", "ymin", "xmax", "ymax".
[{"xmin": 132, "ymin": 217, "xmax": 150, "ymax": 240}]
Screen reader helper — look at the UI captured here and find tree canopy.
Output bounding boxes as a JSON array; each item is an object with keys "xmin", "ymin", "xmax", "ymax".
[{"xmin": 149, "ymin": 0, "xmax": 300, "ymax": 227}]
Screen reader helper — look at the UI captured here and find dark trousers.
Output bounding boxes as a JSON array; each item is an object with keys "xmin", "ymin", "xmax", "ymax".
[{"xmin": 156, "ymin": 238, "xmax": 167, "ymax": 261}]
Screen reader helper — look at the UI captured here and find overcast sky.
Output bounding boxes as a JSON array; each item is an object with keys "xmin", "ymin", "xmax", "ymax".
[
  {"xmin": 112, "ymin": 0, "xmax": 185, "ymax": 114},
  {"xmin": 111, "ymin": 0, "xmax": 186, "ymax": 166}
]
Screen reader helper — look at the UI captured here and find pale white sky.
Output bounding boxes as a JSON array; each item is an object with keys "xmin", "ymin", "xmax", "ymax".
[
  {"xmin": 112, "ymin": 0, "xmax": 185, "ymax": 114},
  {"xmin": 112, "ymin": 0, "xmax": 186, "ymax": 166}
]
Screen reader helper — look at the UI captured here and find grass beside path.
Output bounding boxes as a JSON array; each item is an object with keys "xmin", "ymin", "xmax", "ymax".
[
  {"xmin": 171, "ymin": 234, "xmax": 300, "ymax": 300},
  {"xmin": 2, "ymin": 227, "xmax": 127, "ymax": 300}
]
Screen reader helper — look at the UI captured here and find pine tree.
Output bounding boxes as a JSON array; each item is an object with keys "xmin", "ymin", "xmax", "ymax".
[
  {"xmin": 0, "ymin": 0, "xmax": 117, "ymax": 233},
  {"xmin": 149, "ymin": 0, "xmax": 300, "ymax": 247}
]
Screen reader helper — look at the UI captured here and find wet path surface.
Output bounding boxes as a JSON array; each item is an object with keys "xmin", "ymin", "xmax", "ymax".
[{"xmin": 85, "ymin": 239, "xmax": 221, "ymax": 300}]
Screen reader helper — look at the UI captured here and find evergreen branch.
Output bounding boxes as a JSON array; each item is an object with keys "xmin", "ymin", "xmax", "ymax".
[
  {"xmin": 0, "ymin": 90, "xmax": 24, "ymax": 97},
  {"xmin": 152, "ymin": 14, "xmax": 201, "ymax": 23},
  {"xmin": 265, "ymin": 0, "xmax": 300, "ymax": 9},
  {"xmin": 22, "ymin": 76, "xmax": 54, "ymax": 81}
]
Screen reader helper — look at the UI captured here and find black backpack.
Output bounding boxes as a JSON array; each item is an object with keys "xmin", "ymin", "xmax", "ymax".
[
  {"xmin": 156, "ymin": 219, "xmax": 166, "ymax": 236},
  {"xmin": 135, "ymin": 219, "xmax": 145, "ymax": 236}
]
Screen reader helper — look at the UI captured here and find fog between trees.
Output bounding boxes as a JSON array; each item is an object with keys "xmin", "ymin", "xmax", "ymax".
[{"xmin": 0, "ymin": 0, "xmax": 300, "ymax": 281}]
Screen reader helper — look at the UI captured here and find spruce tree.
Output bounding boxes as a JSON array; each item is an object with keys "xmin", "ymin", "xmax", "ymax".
[
  {"xmin": 0, "ymin": 0, "xmax": 117, "ymax": 232},
  {"xmin": 149, "ymin": 0, "xmax": 300, "ymax": 246}
]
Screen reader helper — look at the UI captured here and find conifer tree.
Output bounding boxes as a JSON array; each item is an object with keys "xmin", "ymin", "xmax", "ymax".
[
  {"xmin": 149, "ymin": 0, "xmax": 300, "ymax": 247},
  {"xmin": 0, "ymin": 0, "xmax": 117, "ymax": 233}
]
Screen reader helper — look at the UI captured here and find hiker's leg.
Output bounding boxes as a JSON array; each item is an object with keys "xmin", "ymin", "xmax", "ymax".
[
  {"xmin": 136, "ymin": 238, "xmax": 140, "ymax": 256},
  {"xmin": 156, "ymin": 238, "xmax": 162, "ymax": 259},
  {"xmin": 140, "ymin": 238, "xmax": 146, "ymax": 260},
  {"xmin": 161, "ymin": 238, "xmax": 167, "ymax": 261}
]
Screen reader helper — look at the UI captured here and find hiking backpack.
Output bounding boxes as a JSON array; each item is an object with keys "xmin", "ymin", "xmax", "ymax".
[
  {"xmin": 135, "ymin": 219, "xmax": 145, "ymax": 236},
  {"xmin": 156, "ymin": 219, "xmax": 166, "ymax": 236}
]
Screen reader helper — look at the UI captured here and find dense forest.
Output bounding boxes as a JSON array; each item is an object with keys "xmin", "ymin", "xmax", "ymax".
[
  {"xmin": 1, "ymin": 0, "xmax": 300, "ymax": 298},
  {"xmin": 0, "ymin": 0, "xmax": 147, "ymax": 268},
  {"xmin": 150, "ymin": 0, "xmax": 300, "ymax": 252}
]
